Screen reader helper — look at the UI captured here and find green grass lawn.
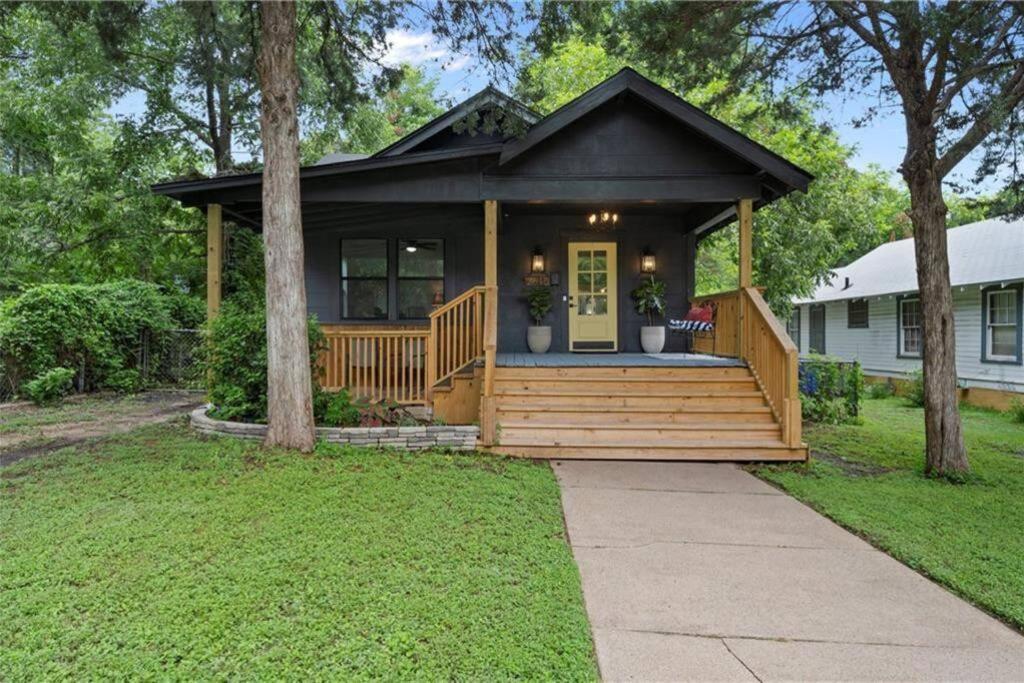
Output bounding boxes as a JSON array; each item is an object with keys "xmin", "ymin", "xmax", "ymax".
[
  {"xmin": 753, "ymin": 397, "xmax": 1024, "ymax": 630},
  {"xmin": 1, "ymin": 423, "xmax": 597, "ymax": 680}
]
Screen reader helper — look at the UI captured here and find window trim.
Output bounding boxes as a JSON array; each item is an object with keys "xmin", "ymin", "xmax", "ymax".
[
  {"xmin": 339, "ymin": 238, "xmax": 389, "ymax": 321},
  {"xmin": 808, "ymin": 304, "xmax": 826, "ymax": 355},
  {"xmin": 896, "ymin": 295, "xmax": 922, "ymax": 359},
  {"xmin": 847, "ymin": 299, "xmax": 869, "ymax": 329},
  {"xmin": 980, "ymin": 283, "xmax": 1023, "ymax": 365},
  {"xmin": 787, "ymin": 307, "xmax": 801, "ymax": 352}
]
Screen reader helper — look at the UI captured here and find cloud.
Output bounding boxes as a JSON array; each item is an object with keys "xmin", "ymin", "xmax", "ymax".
[{"xmin": 381, "ymin": 28, "xmax": 471, "ymax": 71}]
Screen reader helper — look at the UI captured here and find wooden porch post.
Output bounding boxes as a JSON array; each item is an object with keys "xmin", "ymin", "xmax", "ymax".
[
  {"xmin": 480, "ymin": 199, "xmax": 499, "ymax": 446},
  {"xmin": 736, "ymin": 198, "xmax": 753, "ymax": 358},
  {"xmin": 207, "ymin": 203, "xmax": 223, "ymax": 321}
]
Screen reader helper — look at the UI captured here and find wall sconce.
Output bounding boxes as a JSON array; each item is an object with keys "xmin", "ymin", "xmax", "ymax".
[
  {"xmin": 640, "ymin": 248, "xmax": 657, "ymax": 274},
  {"xmin": 531, "ymin": 246, "xmax": 546, "ymax": 273}
]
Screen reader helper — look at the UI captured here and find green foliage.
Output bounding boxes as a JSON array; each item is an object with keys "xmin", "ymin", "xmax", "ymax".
[
  {"xmin": 525, "ymin": 285, "xmax": 553, "ymax": 325},
  {"xmin": 630, "ymin": 275, "xmax": 666, "ymax": 326},
  {"xmin": 865, "ymin": 381, "xmax": 895, "ymax": 400},
  {"xmin": 0, "ymin": 280, "xmax": 175, "ymax": 396},
  {"xmin": 22, "ymin": 367, "xmax": 75, "ymax": 405},
  {"xmin": 202, "ymin": 299, "xmax": 325, "ymax": 423},
  {"xmin": 315, "ymin": 388, "xmax": 361, "ymax": 428},
  {"xmin": 1007, "ymin": 397, "xmax": 1024, "ymax": 424},
  {"xmin": 0, "ymin": 423, "xmax": 598, "ymax": 679},
  {"xmin": 102, "ymin": 368, "xmax": 144, "ymax": 395},
  {"xmin": 754, "ymin": 397, "xmax": 1024, "ymax": 630},
  {"xmin": 799, "ymin": 356, "xmax": 863, "ymax": 424},
  {"xmin": 905, "ymin": 369, "xmax": 926, "ymax": 408}
]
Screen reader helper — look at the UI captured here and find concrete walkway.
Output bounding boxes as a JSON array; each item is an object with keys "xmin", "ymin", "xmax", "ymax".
[{"xmin": 554, "ymin": 461, "xmax": 1024, "ymax": 682}]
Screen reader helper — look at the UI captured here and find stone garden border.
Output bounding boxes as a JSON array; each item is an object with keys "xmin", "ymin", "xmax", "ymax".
[{"xmin": 190, "ymin": 407, "xmax": 478, "ymax": 450}]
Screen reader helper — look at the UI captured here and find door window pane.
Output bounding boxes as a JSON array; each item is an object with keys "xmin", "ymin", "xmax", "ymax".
[
  {"xmin": 577, "ymin": 251, "xmax": 592, "ymax": 271},
  {"xmin": 577, "ymin": 272, "xmax": 592, "ymax": 292},
  {"xmin": 592, "ymin": 251, "xmax": 607, "ymax": 271},
  {"xmin": 593, "ymin": 272, "xmax": 608, "ymax": 293}
]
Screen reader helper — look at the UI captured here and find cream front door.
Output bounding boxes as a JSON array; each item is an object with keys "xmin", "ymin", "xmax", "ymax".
[{"xmin": 568, "ymin": 242, "xmax": 618, "ymax": 351}]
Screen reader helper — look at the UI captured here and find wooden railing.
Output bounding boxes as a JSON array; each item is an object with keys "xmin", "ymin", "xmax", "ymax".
[
  {"xmin": 318, "ymin": 327, "xmax": 431, "ymax": 405},
  {"xmin": 691, "ymin": 289, "xmax": 741, "ymax": 357},
  {"xmin": 739, "ymin": 287, "xmax": 802, "ymax": 448},
  {"xmin": 428, "ymin": 285, "xmax": 486, "ymax": 390}
]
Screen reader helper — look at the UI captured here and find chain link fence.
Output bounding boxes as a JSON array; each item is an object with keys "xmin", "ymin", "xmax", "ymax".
[{"xmin": 140, "ymin": 329, "xmax": 203, "ymax": 388}]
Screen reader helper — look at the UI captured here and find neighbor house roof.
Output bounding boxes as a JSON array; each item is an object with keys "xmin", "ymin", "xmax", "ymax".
[{"xmin": 794, "ymin": 216, "xmax": 1024, "ymax": 304}]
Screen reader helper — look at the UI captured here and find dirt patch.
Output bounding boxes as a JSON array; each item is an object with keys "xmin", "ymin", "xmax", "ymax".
[
  {"xmin": 811, "ymin": 450, "xmax": 893, "ymax": 477},
  {"xmin": 0, "ymin": 391, "xmax": 203, "ymax": 466}
]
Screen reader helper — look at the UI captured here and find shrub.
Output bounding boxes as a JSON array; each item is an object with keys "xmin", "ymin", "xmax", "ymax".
[
  {"xmin": 798, "ymin": 355, "xmax": 863, "ymax": 424},
  {"xmin": 104, "ymin": 368, "xmax": 145, "ymax": 394},
  {"xmin": 0, "ymin": 280, "xmax": 175, "ymax": 396},
  {"xmin": 525, "ymin": 286, "xmax": 552, "ymax": 325},
  {"xmin": 23, "ymin": 367, "xmax": 76, "ymax": 405},
  {"xmin": 1009, "ymin": 397, "xmax": 1024, "ymax": 424},
  {"xmin": 865, "ymin": 381, "xmax": 895, "ymax": 399},
  {"xmin": 316, "ymin": 388, "xmax": 361, "ymax": 427},
  {"xmin": 202, "ymin": 298, "xmax": 325, "ymax": 423},
  {"xmin": 904, "ymin": 369, "xmax": 926, "ymax": 407}
]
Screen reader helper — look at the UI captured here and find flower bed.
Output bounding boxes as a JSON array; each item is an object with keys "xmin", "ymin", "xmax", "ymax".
[{"xmin": 190, "ymin": 407, "xmax": 478, "ymax": 450}]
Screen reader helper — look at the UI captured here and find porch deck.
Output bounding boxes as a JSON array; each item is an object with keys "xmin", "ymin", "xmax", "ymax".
[{"xmin": 495, "ymin": 352, "xmax": 744, "ymax": 368}]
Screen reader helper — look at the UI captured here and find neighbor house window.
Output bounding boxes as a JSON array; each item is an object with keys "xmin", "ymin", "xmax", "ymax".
[
  {"xmin": 899, "ymin": 296, "xmax": 922, "ymax": 357},
  {"xmin": 787, "ymin": 308, "xmax": 801, "ymax": 351},
  {"xmin": 809, "ymin": 304, "xmax": 825, "ymax": 354},
  {"xmin": 340, "ymin": 239, "xmax": 388, "ymax": 319},
  {"xmin": 982, "ymin": 284, "xmax": 1021, "ymax": 363},
  {"xmin": 847, "ymin": 299, "xmax": 869, "ymax": 329},
  {"xmin": 398, "ymin": 239, "xmax": 444, "ymax": 319}
]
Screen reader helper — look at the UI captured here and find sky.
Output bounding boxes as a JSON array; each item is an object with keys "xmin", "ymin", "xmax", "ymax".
[{"xmin": 110, "ymin": 25, "xmax": 998, "ymax": 196}]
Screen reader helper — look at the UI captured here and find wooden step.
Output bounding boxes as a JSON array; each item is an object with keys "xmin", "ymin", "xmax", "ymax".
[
  {"xmin": 493, "ymin": 366, "xmax": 750, "ymax": 380},
  {"xmin": 495, "ymin": 406, "xmax": 777, "ymax": 425},
  {"xmin": 494, "ymin": 378, "xmax": 758, "ymax": 393},
  {"xmin": 499, "ymin": 423, "xmax": 782, "ymax": 443},
  {"xmin": 494, "ymin": 391, "xmax": 767, "ymax": 409},
  {"xmin": 490, "ymin": 444, "xmax": 808, "ymax": 461}
]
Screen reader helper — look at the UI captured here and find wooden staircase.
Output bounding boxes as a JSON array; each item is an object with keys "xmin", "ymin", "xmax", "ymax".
[{"xmin": 490, "ymin": 365, "xmax": 807, "ymax": 461}]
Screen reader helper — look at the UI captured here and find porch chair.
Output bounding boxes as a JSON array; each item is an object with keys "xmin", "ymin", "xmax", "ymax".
[{"xmin": 668, "ymin": 301, "xmax": 717, "ymax": 355}]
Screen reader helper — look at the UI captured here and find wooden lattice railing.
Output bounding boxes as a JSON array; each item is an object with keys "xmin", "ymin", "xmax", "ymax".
[
  {"xmin": 428, "ymin": 285, "xmax": 486, "ymax": 390},
  {"xmin": 318, "ymin": 327, "xmax": 431, "ymax": 405},
  {"xmin": 740, "ymin": 287, "xmax": 802, "ymax": 448}
]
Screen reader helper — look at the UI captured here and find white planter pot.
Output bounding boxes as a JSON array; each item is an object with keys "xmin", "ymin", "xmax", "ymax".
[
  {"xmin": 640, "ymin": 326, "xmax": 666, "ymax": 354},
  {"xmin": 527, "ymin": 326, "xmax": 552, "ymax": 354}
]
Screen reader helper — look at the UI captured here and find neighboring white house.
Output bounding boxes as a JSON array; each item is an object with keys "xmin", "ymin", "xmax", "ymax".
[{"xmin": 790, "ymin": 217, "xmax": 1024, "ymax": 404}]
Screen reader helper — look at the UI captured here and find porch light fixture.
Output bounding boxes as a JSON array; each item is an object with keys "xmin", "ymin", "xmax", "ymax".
[
  {"xmin": 531, "ymin": 247, "xmax": 546, "ymax": 273},
  {"xmin": 641, "ymin": 248, "xmax": 657, "ymax": 274},
  {"xmin": 586, "ymin": 211, "xmax": 619, "ymax": 227}
]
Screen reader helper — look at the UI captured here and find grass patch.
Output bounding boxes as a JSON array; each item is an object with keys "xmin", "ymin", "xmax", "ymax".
[
  {"xmin": 752, "ymin": 397, "xmax": 1024, "ymax": 630},
  {"xmin": 1, "ymin": 424, "xmax": 597, "ymax": 680}
]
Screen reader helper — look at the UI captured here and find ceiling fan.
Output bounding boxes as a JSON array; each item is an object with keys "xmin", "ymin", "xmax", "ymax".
[{"xmin": 403, "ymin": 240, "xmax": 439, "ymax": 253}]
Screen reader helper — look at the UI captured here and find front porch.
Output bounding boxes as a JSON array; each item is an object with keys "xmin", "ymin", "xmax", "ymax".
[{"xmin": 495, "ymin": 352, "xmax": 743, "ymax": 368}]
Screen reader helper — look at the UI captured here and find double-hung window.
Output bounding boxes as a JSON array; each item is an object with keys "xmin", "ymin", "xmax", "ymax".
[
  {"xmin": 847, "ymin": 299, "xmax": 869, "ymax": 328},
  {"xmin": 898, "ymin": 296, "xmax": 922, "ymax": 357},
  {"xmin": 340, "ymin": 239, "xmax": 388, "ymax": 319},
  {"xmin": 340, "ymin": 238, "xmax": 445, "ymax": 321},
  {"xmin": 983, "ymin": 285, "xmax": 1021, "ymax": 363},
  {"xmin": 786, "ymin": 308, "xmax": 801, "ymax": 351}
]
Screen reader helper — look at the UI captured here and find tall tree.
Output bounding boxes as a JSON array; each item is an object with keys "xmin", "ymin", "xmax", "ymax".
[
  {"xmin": 744, "ymin": 2, "xmax": 1024, "ymax": 476},
  {"xmin": 259, "ymin": 1, "xmax": 314, "ymax": 451}
]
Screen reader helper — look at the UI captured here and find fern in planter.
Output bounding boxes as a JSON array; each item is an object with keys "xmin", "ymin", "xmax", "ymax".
[{"xmin": 631, "ymin": 276, "xmax": 666, "ymax": 326}]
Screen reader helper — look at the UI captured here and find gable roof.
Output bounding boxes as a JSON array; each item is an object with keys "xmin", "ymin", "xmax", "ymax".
[
  {"xmin": 498, "ymin": 68, "xmax": 813, "ymax": 192},
  {"xmin": 373, "ymin": 86, "xmax": 541, "ymax": 158},
  {"xmin": 794, "ymin": 216, "xmax": 1024, "ymax": 304}
]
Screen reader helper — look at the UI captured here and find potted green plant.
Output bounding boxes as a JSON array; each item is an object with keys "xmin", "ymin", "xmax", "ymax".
[
  {"xmin": 631, "ymin": 275, "xmax": 666, "ymax": 353},
  {"xmin": 525, "ymin": 285, "xmax": 553, "ymax": 353}
]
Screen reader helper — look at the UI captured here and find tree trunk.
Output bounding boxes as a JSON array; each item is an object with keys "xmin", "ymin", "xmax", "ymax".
[
  {"xmin": 258, "ymin": 0, "xmax": 315, "ymax": 452},
  {"xmin": 902, "ymin": 134, "xmax": 969, "ymax": 476}
]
